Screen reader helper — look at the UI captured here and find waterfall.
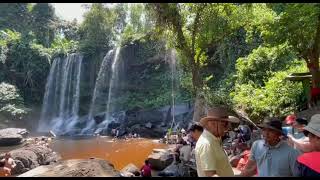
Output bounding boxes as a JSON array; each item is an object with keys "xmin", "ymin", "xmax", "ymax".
[
  {"xmin": 88, "ymin": 50, "xmax": 114, "ymax": 120},
  {"xmin": 169, "ymin": 49, "xmax": 177, "ymax": 129},
  {"xmin": 105, "ymin": 47, "xmax": 121, "ymax": 121},
  {"xmin": 38, "ymin": 54, "xmax": 83, "ymax": 134},
  {"xmin": 83, "ymin": 48, "xmax": 121, "ymax": 134}
]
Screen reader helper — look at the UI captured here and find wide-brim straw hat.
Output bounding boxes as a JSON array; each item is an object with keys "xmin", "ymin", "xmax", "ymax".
[
  {"xmin": 200, "ymin": 107, "xmax": 237, "ymax": 126},
  {"xmin": 304, "ymin": 114, "xmax": 320, "ymax": 138}
]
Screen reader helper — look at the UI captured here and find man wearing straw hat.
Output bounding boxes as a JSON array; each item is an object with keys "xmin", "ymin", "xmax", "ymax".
[{"xmin": 194, "ymin": 107, "xmax": 234, "ymax": 177}]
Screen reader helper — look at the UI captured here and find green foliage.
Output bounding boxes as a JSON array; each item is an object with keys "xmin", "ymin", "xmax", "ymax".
[
  {"xmin": 147, "ymin": 3, "xmax": 250, "ymax": 95},
  {"xmin": 56, "ymin": 19, "xmax": 80, "ymax": 41},
  {"xmin": 0, "ymin": 82, "xmax": 29, "ymax": 121},
  {"xmin": 30, "ymin": 3, "xmax": 57, "ymax": 47},
  {"xmin": 50, "ymin": 36, "xmax": 79, "ymax": 58},
  {"xmin": 119, "ymin": 4, "xmax": 155, "ymax": 46},
  {"xmin": 236, "ymin": 43, "xmax": 296, "ymax": 85},
  {"xmin": 0, "ymin": 3, "xmax": 31, "ymax": 33},
  {"xmin": 78, "ymin": 4, "xmax": 115, "ymax": 56},
  {"xmin": 232, "ymin": 61, "xmax": 307, "ymax": 122}
]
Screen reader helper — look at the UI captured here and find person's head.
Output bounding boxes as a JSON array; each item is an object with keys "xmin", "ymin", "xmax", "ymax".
[
  {"xmin": 188, "ymin": 123, "xmax": 203, "ymax": 141},
  {"xmin": 258, "ymin": 118, "xmax": 283, "ymax": 146},
  {"xmin": 145, "ymin": 159, "xmax": 149, "ymax": 165},
  {"xmin": 199, "ymin": 107, "xmax": 232, "ymax": 137},
  {"xmin": 5, "ymin": 153, "xmax": 11, "ymax": 160},
  {"xmin": 285, "ymin": 114, "xmax": 296, "ymax": 126},
  {"xmin": 292, "ymin": 117, "xmax": 308, "ymax": 132},
  {"xmin": 303, "ymin": 114, "xmax": 320, "ymax": 151}
]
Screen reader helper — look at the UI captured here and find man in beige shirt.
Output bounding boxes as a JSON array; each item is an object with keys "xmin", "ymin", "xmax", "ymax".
[{"xmin": 195, "ymin": 107, "xmax": 234, "ymax": 177}]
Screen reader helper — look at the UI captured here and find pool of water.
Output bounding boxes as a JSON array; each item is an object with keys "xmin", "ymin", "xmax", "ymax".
[{"xmin": 50, "ymin": 136, "xmax": 167, "ymax": 170}]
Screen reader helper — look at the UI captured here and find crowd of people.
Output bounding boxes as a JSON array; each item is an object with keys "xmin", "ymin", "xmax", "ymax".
[
  {"xmin": 187, "ymin": 107, "xmax": 320, "ymax": 177},
  {"xmin": 2, "ymin": 106, "xmax": 320, "ymax": 177}
]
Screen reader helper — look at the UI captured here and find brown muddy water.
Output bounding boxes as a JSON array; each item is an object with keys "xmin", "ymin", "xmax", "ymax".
[{"xmin": 50, "ymin": 136, "xmax": 168, "ymax": 170}]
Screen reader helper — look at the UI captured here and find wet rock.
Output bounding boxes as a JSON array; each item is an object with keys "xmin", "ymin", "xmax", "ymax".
[
  {"xmin": 121, "ymin": 163, "xmax": 140, "ymax": 176},
  {"xmin": 0, "ymin": 128, "xmax": 29, "ymax": 146},
  {"xmin": 18, "ymin": 158, "xmax": 120, "ymax": 177},
  {"xmin": 158, "ymin": 162, "xmax": 180, "ymax": 177},
  {"xmin": 107, "ymin": 121, "xmax": 121, "ymax": 129},
  {"xmin": 148, "ymin": 149, "xmax": 174, "ymax": 171},
  {"xmin": 93, "ymin": 113, "xmax": 106, "ymax": 124},
  {"xmin": 0, "ymin": 144, "xmax": 61, "ymax": 175},
  {"xmin": 145, "ymin": 122, "xmax": 152, "ymax": 129}
]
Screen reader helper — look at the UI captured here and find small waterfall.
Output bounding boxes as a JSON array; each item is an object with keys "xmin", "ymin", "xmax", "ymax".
[
  {"xmin": 106, "ymin": 47, "xmax": 121, "ymax": 121},
  {"xmin": 88, "ymin": 50, "xmax": 114, "ymax": 120},
  {"xmin": 38, "ymin": 54, "xmax": 83, "ymax": 134},
  {"xmin": 170, "ymin": 49, "xmax": 177, "ymax": 129}
]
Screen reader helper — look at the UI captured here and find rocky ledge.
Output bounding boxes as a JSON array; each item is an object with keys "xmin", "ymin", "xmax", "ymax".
[
  {"xmin": 0, "ymin": 143, "xmax": 61, "ymax": 175},
  {"xmin": 18, "ymin": 158, "xmax": 120, "ymax": 177},
  {"xmin": 0, "ymin": 128, "xmax": 28, "ymax": 146}
]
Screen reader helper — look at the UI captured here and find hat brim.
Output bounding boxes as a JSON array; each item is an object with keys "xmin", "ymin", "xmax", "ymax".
[
  {"xmin": 200, "ymin": 116, "xmax": 233, "ymax": 126},
  {"xmin": 257, "ymin": 124, "xmax": 283, "ymax": 134},
  {"xmin": 228, "ymin": 116, "xmax": 240, "ymax": 123},
  {"xmin": 303, "ymin": 126, "xmax": 320, "ymax": 138}
]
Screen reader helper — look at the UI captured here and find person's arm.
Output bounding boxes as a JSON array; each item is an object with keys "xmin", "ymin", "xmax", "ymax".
[
  {"xmin": 239, "ymin": 141, "xmax": 257, "ymax": 177},
  {"xmin": 204, "ymin": 170, "xmax": 219, "ymax": 177},
  {"xmin": 11, "ymin": 159, "xmax": 16, "ymax": 168},
  {"xmin": 290, "ymin": 137, "xmax": 313, "ymax": 153},
  {"xmin": 239, "ymin": 159, "xmax": 257, "ymax": 177}
]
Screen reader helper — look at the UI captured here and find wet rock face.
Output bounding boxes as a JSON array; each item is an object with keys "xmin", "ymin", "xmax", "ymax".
[
  {"xmin": 0, "ymin": 144, "xmax": 61, "ymax": 175},
  {"xmin": 0, "ymin": 128, "xmax": 29, "ymax": 146},
  {"xmin": 18, "ymin": 158, "xmax": 120, "ymax": 177}
]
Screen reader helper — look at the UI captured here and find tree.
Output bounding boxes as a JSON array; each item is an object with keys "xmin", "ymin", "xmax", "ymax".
[
  {"xmin": 246, "ymin": 3, "xmax": 320, "ymax": 88},
  {"xmin": 30, "ymin": 3, "xmax": 57, "ymax": 47},
  {"xmin": 56, "ymin": 19, "xmax": 80, "ymax": 41},
  {"xmin": 78, "ymin": 3, "xmax": 115, "ymax": 56},
  {"xmin": 146, "ymin": 3, "xmax": 247, "ymax": 121},
  {"xmin": 0, "ymin": 82, "xmax": 29, "ymax": 121},
  {"xmin": 0, "ymin": 3, "xmax": 32, "ymax": 33}
]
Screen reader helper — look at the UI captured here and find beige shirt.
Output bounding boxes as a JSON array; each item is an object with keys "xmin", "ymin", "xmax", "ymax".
[{"xmin": 195, "ymin": 129, "xmax": 234, "ymax": 177}]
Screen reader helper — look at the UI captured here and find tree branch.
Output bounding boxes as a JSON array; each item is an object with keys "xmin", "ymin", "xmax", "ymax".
[{"xmin": 191, "ymin": 4, "xmax": 207, "ymax": 55}]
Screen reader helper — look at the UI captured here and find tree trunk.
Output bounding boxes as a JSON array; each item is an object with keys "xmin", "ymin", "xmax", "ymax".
[
  {"xmin": 309, "ymin": 59, "xmax": 320, "ymax": 88},
  {"xmin": 191, "ymin": 64, "xmax": 206, "ymax": 122},
  {"xmin": 192, "ymin": 93, "xmax": 206, "ymax": 122}
]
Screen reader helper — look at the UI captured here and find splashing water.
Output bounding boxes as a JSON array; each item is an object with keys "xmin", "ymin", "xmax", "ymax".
[{"xmin": 38, "ymin": 54, "xmax": 83, "ymax": 134}]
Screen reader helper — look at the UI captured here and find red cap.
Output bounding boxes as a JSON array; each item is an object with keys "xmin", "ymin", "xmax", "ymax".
[{"xmin": 285, "ymin": 114, "xmax": 296, "ymax": 125}]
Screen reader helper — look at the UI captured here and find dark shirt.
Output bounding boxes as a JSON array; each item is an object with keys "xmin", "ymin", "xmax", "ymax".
[
  {"xmin": 296, "ymin": 152, "xmax": 320, "ymax": 177},
  {"xmin": 297, "ymin": 161, "xmax": 320, "ymax": 177}
]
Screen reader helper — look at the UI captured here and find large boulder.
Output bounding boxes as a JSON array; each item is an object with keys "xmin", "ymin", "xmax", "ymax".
[
  {"xmin": 148, "ymin": 149, "xmax": 174, "ymax": 171},
  {"xmin": 18, "ymin": 158, "xmax": 120, "ymax": 177},
  {"xmin": 130, "ymin": 126, "xmax": 165, "ymax": 138},
  {"xmin": 0, "ymin": 128, "xmax": 29, "ymax": 146},
  {"xmin": 158, "ymin": 162, "xmax": 180, "ymax": 177},
  {"xmin": 0, "ymin": 144, "xmax": 61, "ymax": 175}
]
